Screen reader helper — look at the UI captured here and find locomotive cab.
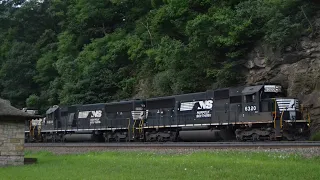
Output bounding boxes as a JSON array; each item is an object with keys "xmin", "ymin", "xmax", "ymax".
[
  {"xmin": 240, "ymin": 85, "xmax": 301, "ymax": 120},
  {"xmin": 260, "ymin": 85, "xmax": 302, "ymax": 122},
  {"xmin": 46, "ymin": 105, "xmax": 61, "ymax": 129},
  {"xmin": 239, "ymin": 85, "xmax": 295, "ymax": 123}
]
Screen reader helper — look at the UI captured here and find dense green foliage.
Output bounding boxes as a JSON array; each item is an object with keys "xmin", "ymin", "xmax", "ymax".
[
  {"xmin": 1, "ymin": 150, "xmax": 320, "ymax": 179},
  {"xmin": 0, "ymin": 0, "xmax": 318, "ymax": 112}
]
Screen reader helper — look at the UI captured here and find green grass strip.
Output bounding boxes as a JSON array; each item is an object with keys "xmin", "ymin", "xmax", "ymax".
[{"xmin": 1, "ymin": 150, "xmax": 319, "ymax": 180}]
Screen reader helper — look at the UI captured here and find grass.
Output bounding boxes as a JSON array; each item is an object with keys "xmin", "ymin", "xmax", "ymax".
[{"xmin": 0, "ymin": 150, "xmax": 319, "ymax": 180}]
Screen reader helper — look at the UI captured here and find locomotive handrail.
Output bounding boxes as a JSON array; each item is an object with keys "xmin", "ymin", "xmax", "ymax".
[
  {"xmin": 280, "ymin": 111, "xmax": 284, "ymax": 128},
  {"xmin": 138, "ymin": 119, "xmax": 142, "ymax": 131},
  {"xmin": 133, "ymin": 119, "xmax": 137, "ymax": 135},
  {"xmin": 301, "ymin": 104, "xmax": 311, "ymax": 126},
  {"xmin": 139, "ymin": 119, "xmax": 144, "ymax": 133}
]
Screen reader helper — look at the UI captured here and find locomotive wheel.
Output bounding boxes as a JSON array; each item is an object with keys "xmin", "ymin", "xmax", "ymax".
[
  {"xmin": 157, "ymin": 136, "xmax": 163, "ymax": 142},
  {"xmin": 170, "ymin": 135, "xmax": 176, "ymax": 142},
  {"xmin": 236, "ymin": 134, "xmax": 243, "ymax": 141},
  {"xmin": 115, "ymin": 136, "xmax": 120, "ymax": 142},
  {"xmin": 252, "ymin": 133, "xmax": 260, "ymax": 141},
  {"xmin": 42, "ymin": 135, "xmax": 47, "ymax": 142},
  {"xmin": 268, "ymin": 133, "xmax": 275, "ymax": 141}
]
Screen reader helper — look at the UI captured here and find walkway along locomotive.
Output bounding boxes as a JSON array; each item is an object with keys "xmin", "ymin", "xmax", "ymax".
[{"xmin": 24, "ymin": 84, "xmax": 311, "ymax": 142}]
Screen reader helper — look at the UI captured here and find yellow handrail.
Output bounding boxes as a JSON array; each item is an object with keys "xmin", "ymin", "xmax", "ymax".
[
  {"xmin": 133, "ymin": 120, "xmax": 136, "ymax": 135},
  {"xmin": 280, "ymin": 111, "xmax": 284, "ymax": 128},
  {"xmin": 138, "ymin": 120, "xmax": 141, "ymax": 133},
  {"xmin": 138, "ymin": 119, "xmax": 142, "ymax": 133},
  {"xmin": 139, "ymin": 119, "xmax": 144, "ymax": 133},
  {"xmin": 301, "ymin": 104, "xmax": 311, "ymax": 126}
]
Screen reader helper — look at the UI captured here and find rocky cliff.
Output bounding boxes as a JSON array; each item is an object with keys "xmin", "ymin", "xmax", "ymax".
[{"xmin": 245, "ymin": 15, "xmax": 320, "ymax": 134}]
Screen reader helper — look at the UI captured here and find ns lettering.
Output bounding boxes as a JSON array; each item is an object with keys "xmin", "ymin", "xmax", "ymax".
[
  {"xmin": 198, "ymin": 100, "xmax": 213, "ymax": 110},
  {"xmin": 78, "ymin": 110, "xmax": 102, "ymax": 118}
]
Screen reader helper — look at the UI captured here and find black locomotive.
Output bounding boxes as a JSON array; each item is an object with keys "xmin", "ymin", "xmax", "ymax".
[{"xmin": 24, "ymin": 84, "xmax": 311, "ymax": 142}]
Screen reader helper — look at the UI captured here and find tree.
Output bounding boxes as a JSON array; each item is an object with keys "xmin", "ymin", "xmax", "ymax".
[{"xmin": 0, "ymin": 0, "xmax": 317, "ymax": 112}]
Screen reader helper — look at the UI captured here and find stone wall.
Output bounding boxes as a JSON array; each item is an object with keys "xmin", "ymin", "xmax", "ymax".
[{"xmin": 0, "ymin": 120, "xmax": 25, "ymax": 167}]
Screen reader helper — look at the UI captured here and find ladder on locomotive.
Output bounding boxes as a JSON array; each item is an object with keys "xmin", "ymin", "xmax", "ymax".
[
  {"xmin": 300, "ymin": 104, "xmax": 311, "ymax": 127},
  {"xmin": 128, "ymin": 110, "xmax": 145, "ymax": 141},
  {"xmin": 272, "ymin": 98, "xmax": 282, "ymax": 138},
  {"xmin": 134, "ymin": 119, "xmax": 144, "ymax": 139},
  {"xmin": 127, "ymin": 119, "xmax": 144, "ymax": 141}
]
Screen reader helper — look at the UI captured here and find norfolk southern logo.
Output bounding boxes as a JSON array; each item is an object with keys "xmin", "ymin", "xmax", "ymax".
[
  {"xmin": 179, "ymin": 100, "xmax": 213, "ymax": 118},
  {"xmin": 180, "ymin": 100, "xmax": 213, "ymax": 118},
  {"xmin": 78, "ymin": 110, "xmax": 102, "ymax": 125},
  {"xmin": 198, "ymin": 100, "xmax": 213, "ymax": 110},
  {"xmin": 180, "ymin": 100, "xmax": 213, "ymax": 111},
  {"xmin": 197, "ymin": 100, "xmax": 213, "ymax": 118},
  {"xmin": 276, "ymin": 99, "xmax": 298, "ymax": 111}
]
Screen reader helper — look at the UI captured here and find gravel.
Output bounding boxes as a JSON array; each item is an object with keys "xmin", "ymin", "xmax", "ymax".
[{"xmin": 25, "ymin": 146, "xmax": 320, "ymax": 158}]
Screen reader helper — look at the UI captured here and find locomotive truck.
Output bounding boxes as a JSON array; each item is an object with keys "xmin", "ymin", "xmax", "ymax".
[{"xmin": 24, "ymin": 84, "xmax": 311, "ymax": 142}]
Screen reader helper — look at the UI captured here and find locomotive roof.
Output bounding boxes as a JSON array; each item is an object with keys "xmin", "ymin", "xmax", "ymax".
[
  {"xmin": 174, "ymin": 91, "xmax": 209, "ymax": 98},
  {"xmin": 229, "ymin": 86, "xmax": 246, "ymax": 96},
  {"xmin": 77, "ymin": 103, "xmax": 107, "ymax": 110},
  {"xmin": 46, "ymin": 106, "xmax": 59, "ymax": 114},
  {"xmin": 105, "ymin": 99, "xmax": 147, "ymax": 106},
  {"xmin": 146, "ymin": 95, "xmax": 176, "ymax": 101},
  {"xmin": 242, "ymin": 85, "xmax": 264, "ymax": 95},
  {"xmin": 147, "ymin": 90, "xmax": 215, "ymax": 101},
  {"xmin": 80, "ymin": 103, "xmax": 107, "ymax": 106},
  {"xmin": 0, "ymin": 98, "xmax": 40, "ymax": 120}
]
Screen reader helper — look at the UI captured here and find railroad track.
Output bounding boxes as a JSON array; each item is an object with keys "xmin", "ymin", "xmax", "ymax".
[{"xmin": 25, "ymin": 141, "xmax": 320, "ymax": 149}]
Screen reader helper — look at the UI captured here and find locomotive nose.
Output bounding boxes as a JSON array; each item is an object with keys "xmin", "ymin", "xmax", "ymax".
[{"xmin": 274, "ymin": 98, "xmax": 299, "ymax": 112}]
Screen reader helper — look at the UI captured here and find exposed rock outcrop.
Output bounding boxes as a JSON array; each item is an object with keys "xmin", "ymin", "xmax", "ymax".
[{"xmin": 245, "ymin": 20, "xmax": 320, "ymax": 134}]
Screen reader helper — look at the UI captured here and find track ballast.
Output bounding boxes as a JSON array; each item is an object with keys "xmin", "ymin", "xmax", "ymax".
[{"xmin": 25, "ymin": 141, "xmax": 320, "ymax": 149}]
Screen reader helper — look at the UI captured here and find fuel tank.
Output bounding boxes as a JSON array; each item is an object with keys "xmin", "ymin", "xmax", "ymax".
[
  {"xmin": 63, "ymin": 134, "xmax": 97, "ymax": 142},
  {"xmin": 178, "ymin": 130, "xmax": 221, "ymax": 142}
]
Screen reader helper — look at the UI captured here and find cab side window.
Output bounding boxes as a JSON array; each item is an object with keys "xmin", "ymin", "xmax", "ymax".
[
  {"xmin": 244, "ymin": 94, "xmax": 255, "ymax": 103},
  {"xmin": 46, "ymin": 113, "xmax": 54, "ymax": 121}
]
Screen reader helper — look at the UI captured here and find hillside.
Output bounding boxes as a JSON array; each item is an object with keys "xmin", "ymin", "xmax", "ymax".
[
  {"xmin": 244, "ymin": 12, "xmax": 320, "ymax": 133},
  {"xmin": 0, "ymin": 0, "xmax": 320, "ymax": 131}
]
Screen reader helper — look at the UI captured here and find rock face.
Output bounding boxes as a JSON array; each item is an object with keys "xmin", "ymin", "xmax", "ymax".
[{"xmin": 245, "ymin": 22, "xmax": 320, "ymax": 134}]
